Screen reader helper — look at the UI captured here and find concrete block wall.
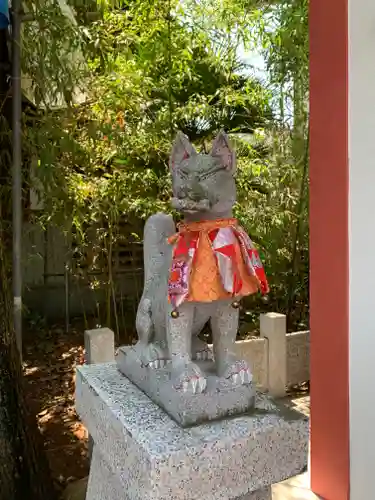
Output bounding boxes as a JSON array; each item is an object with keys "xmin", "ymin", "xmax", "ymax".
[{"xmin": 286, "ymin": 330, "xmax": 310, "ymax": 387}]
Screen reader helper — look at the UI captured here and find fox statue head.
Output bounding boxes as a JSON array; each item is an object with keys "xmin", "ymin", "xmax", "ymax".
[{"xmin": 169, "ymin": 131, "xmax": 236, "ymax": 221}]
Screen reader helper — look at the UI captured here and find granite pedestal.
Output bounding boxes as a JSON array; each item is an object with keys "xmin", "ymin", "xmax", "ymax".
[
  {"xmin": 116, "ymin": 345, "xmax": 256, "ymax": 427},
  {"xmin": 76, "ymin": 363, "xmax": 309, "ymax": 500}
]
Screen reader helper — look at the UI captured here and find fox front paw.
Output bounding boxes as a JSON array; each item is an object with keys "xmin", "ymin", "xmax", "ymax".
[
  {"xmin": 173, "ymin": 362, "xmax": 207, "ymax": 394},
  {"xmin": 192, "ymin": 337, "xmax": 213, "ymax": 361},
  {"xmin": 135, "ymin": 341, "xmax": 169, "ymax": 369},
  {"xmin": 222, "ymin": 360, "xmax": 253, "ymax": 386}
]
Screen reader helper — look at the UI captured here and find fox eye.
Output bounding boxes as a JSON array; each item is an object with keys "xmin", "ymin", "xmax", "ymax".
[
  {"xmin": 199, "ymin": 171, "xmax": 213, "ymax": 181},
  {"xmin": 199, "ymin": 167, "xmax": 224, "ymax": 181},
  {"xmin": 177, "ymin": 169, "xmax": 188, "ymax": 180}
]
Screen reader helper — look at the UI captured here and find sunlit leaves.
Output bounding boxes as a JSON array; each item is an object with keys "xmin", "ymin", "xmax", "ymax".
[{"xmin": 19, "ymin": 0, "xmax": 312, "ymax": 325}]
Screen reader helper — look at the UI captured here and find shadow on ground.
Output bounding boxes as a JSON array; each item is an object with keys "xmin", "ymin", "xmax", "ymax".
[
  {"xmin": 23, "ymin": 320, "xmax": 90, "ymax": 496},
  {"xmin": 282, "ymin": 382, "xmax": 310, "ymax": 418}
]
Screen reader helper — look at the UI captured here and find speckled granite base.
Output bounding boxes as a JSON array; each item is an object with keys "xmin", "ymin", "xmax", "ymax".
[
  {"xmin": 239, "ymin": 488, "xmax": 271, "ymax": 500},
  {"xmin": 87, "ymin": 447, "xmax": 271, "ymax": 500},
  {"xmin": 76, "ymin": 363, "xmax": 308, "ymax": 500},
  {"xmin": 116, "ymin": 345, "xmax": 256, "ymax": 427}
]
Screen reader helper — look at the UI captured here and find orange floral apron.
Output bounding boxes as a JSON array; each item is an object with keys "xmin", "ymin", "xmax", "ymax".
[{"xmin": 167, "ymin": 218, "xmax": 269, "ymax": 308}]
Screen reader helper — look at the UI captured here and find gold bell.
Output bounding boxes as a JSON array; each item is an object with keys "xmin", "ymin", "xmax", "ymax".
[
  {"xmin": 232, "ymin": 301, "xmax": 241, "ymax": 309},
  {"xmin": 171, "ymin": 309, "xmax": 180, "ymax": 319},
  {"xmin": 261, "ymin": 295, "xmax": 269, "ymax": 304}
]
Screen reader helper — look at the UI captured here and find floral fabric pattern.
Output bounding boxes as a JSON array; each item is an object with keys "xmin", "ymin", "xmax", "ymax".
[{"xmin": 168, "ymin": 218, "xmax": 269, "ymax": 308}]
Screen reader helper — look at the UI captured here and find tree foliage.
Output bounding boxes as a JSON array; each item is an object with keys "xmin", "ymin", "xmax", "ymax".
[
  {"xmin": 21, "ymin": 0, "xmax": 309, "ymax": 333},
  {"xmin": 198, "ymin": 0, "xmax": 310, "ymax": 328}
]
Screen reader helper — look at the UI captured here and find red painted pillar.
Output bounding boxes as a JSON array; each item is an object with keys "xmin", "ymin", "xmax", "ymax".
[{"xmin": 309, "ymin": 0, "xmax": 349, "ymax": 499}]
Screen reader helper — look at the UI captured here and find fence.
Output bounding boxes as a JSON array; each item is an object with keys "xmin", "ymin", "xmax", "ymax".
[
  {"xmin": 233, "ymin": 312, "xmax": 310, "ymax": 397},
  {"xmin": 23, "ymin": 221, "xmax": 143, "ymax": 320},
  {"xmin": 84, "ymin": 312, "xmax": 310, "ymax": 399}
]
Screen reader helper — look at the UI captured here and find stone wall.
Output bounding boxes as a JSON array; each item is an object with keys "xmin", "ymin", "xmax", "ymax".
[
  {"xmin": 233, "ymin": 338, "xmax": 268, "ymax": 388},
  {"xmin": 213, "ymin": 313, "xmax": 309, "ymax": 398},
  {"xmin": 234, "ymin": 318, "xmax": 310, "ymax": 396},
  {"xmin": 286, "ymin": 331, "xmax": 310, "ymax": 387}
]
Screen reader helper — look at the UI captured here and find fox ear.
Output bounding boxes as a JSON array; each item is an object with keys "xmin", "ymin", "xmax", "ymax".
[
  {"xmin": 211, "ymin": 130, "xmax": 236, "ymax": 173},
  {"xmin": 169, "ymin": 131, "xmax": 196, "ymax": 171}
]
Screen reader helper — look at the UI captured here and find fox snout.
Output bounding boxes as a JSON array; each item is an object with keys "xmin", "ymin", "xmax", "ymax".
[{"xmin": 176, "ymin": 178, "xmax": 206, "ymax": 202}]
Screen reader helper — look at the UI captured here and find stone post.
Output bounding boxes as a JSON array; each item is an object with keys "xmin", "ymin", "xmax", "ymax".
[
  {"xmin": 84, "ymin": 327, "xmax": 115, "ymax": 459},
  {"xmin": 84, "ymin": 327, "xmax": 115, "ymax": 365},
  {"xmin": 260, "ymin": 313, "xmax": 287, "ymax": 398}
]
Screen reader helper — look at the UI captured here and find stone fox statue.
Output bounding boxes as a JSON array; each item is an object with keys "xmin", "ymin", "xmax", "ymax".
[{"xmin": 135, "ymin": 131, "xmax": 269, "ymax": 394}]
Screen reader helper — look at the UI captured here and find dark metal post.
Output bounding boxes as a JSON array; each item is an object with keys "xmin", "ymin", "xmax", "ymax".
[
  {"xmin": 64, "ymin": 260, "xmax": 70, "ymax": 334},
  {"xmin": 11, "ymin": 0, "xmax": 22, "ymax": 359}
]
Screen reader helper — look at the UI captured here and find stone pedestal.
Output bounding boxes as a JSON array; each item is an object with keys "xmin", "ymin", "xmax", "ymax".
[
  {"xmin": 116, "ymin": 345, "xmax": 256, "ymax": 427},
  {"xmin": 76, "ymin": 363, "xmax": 309, "ymax": 500}
]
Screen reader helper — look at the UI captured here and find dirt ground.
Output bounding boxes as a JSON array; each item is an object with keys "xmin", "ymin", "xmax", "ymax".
[{"xmin": 23, "ymin": 320, "xmax": 90, "ymax": 497}]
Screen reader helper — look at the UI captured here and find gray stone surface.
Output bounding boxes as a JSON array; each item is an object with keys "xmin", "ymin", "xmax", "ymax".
[
  {"xmin": 84, "ymin": 327, "xmax": 115, "ymax": 365},
  {"xmin": 260, "ymin": 314, "xmax": 287, "ymax": 397},
  {"xmin": 87, "ymin": 447, "xmax": 271, "ymax": 500},
  {"xmin": 76, "ymin": 363, "xmax": 309, "ymax": 500},
  {"xmin": 85, "ymin": 327, "xmax": 115, "ymax": 461},
  {"xmin": 286, "ymin": 331, "xmax": 310, "ymax": 387},
  {"xmin": 117, "ymin": 345, "xmax": 255, "ymax": 427},
  {"xmin": 233, "ymin": 339, "xmax": 268, "ymax": 390},
  {"xmin": 238, "ymin": 488, "xmax": 271, "ymax": 500},
  {"xmin": 86, "ymin": 448, "xmax": 123, "ymax": 500}
]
